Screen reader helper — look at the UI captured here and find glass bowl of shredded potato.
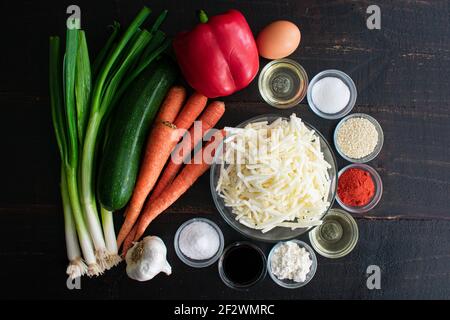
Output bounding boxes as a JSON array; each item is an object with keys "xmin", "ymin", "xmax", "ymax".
[{"xmin": 210, "ymin": 114, "xmax": 338, "ymax": 242}]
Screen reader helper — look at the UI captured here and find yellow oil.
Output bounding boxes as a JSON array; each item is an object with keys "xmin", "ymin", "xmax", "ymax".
[
  {"xmin": 259, "ymin": 59, "xmax": 308, "ymax": 109},
  {"xmin": 309, "ymin": 209, "xmax": 358, "ymax": 258}
]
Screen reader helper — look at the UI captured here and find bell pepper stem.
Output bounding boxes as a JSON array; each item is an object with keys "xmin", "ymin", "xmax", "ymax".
[{"xmin": 198, "ymin": 10, "xmax": 208, "ymax": 23}]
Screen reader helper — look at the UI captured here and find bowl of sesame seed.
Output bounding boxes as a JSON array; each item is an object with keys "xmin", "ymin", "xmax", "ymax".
[{"xmin": 333, "ymin": 113, "xmax": 384, "ymax": 163}]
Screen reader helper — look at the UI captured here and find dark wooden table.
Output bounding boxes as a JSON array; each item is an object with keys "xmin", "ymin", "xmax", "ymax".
[{"xmin": 1, "ymin": 0, "xmax": 449, "ymax": 300}]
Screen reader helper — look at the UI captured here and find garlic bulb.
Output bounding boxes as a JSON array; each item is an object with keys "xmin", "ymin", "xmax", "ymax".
[{"xmin": 125, "ymin": 236, "xmax": 172, "ymax": 281}]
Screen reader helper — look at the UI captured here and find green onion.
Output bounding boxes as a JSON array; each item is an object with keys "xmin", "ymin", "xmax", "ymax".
[
  {"xmin": 90, "ymin": 8, "xmax": 151, "ymax": 116},
  {"xmin": 128, "ymin": 37, "xmax": 171, "ymax": 85},
  {"xmin": 75, "ymin": 31, "xmax": 91, "ymax": 144},
  {"xmin": 49, "ymin": 37, "xmax": 67, "ymax": 162},
  {"xmin": 109, "ymin": 36, "xmax": 170, "ymax": 110},
  {"xmin": 61, "ymin": 165, "xmax": 87, "ymax": 278},
  {"xmin": 50, "ymin": 35, "xmax": 99, "ymax": 275},
  {"xmin": 150, "ymin": 9, "xmax": 168, "ymax": 34},
  {"xmin": 139, "ymin": 30, "xmax": 167, "ymax": 63},
  {"xmin": 63, "ymin": 29, "xmax": 79, "ymax": 167},
  {"xmin": 79, "ymin": 7, "xmax": 151, "ymax": 267},
  {"xmin": 92, "ymin": 22, "xmax": 120, "ymax": 78},
  {"xmin": 101, "ymin": 207, "xmax": 121, "ymax": 268},
  {"xmin": 66, "ymin": 27, "xmax": 108, "ymax": 271}
]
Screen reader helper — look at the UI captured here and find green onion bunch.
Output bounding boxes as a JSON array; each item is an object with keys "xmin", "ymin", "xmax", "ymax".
[{"xmin": 49, "ymin": 7, "xmax": 171, "ymax": 278}]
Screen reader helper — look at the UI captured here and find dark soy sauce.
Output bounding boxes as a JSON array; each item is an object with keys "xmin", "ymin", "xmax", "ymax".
[{"xmin": 221, "ymin": 243, "xmax": 266, "ymax": 288}]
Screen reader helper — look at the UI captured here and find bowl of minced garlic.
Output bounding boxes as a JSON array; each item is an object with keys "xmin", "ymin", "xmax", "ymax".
[{"xmin": 334, "ymin": 113, "xmax": 384, "ymax": 163}]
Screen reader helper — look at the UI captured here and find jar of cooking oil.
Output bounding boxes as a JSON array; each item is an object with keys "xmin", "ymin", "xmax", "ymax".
[
  {"xmin": 258, "ymin": 58, "xmax": 308, "ymax": 109},
  {"xmin": 309, "ymin": 209, "xmax": 358, "ymax": 258}
]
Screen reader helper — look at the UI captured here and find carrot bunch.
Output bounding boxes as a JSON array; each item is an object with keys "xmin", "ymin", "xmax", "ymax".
[{"xmin": 117, "ymin": 86, "xmax": 225, "ymax": 254}]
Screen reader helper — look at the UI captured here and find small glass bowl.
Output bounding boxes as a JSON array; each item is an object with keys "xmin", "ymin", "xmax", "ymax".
[
  {"xmin": 336, "ymin": 164, "xmax": 383, "ymax": 213},
  {"xmin": 267, "ymin": 240, "xmax": 317, "ymax": 289},
  {"xmin": 258, "ymin": 58, "xmax": 308, "ymax": 109},
  {"xmin": 334, "ymin": 113, "xmax": 384, "ymax": 163},
  {"xmin": 218, "ymin": 242, "xmax": 267, "ymax": 290},
  {"xmin": 307, "ymin": 69, "xmax": 357, "ymax": 119},
  {"xmin": 174, "ymin": 218, "xmax": 224, "ymax": 268},
  {"xmin": 309, "ymin": 209, "xmax": 359, "ymax": 259}
]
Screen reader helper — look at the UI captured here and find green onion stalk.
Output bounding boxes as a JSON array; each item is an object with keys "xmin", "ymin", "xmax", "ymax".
[
  {"xmin": 74, "ymin": 29, "xmax": 112, "ymax": 271},
  {"xmin": 92, "ymin": 22, "xmax": 120, "ymax": 78},
  {"xmin": 61, "ymin": 166, "xmax": 88, "ymax": 278},
  {"xmin": 67, "ymin": 29, "xmax": 103, "ymax": 275},
  {"xmin": 50, "ymin": 35, "xmax": 101, "ymax": 276},
  {"xmin": 79, "ymin": 7, "xmax": 152, "ymax": 268},
  {"xmin": 101, "ymin": 207, "xmax": 120, "ymax": 268}
]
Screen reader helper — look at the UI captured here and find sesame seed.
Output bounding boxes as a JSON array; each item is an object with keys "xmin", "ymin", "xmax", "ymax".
[{"xmin": 336, "ymin": 117, "xmax": 378, "ymax": 159}]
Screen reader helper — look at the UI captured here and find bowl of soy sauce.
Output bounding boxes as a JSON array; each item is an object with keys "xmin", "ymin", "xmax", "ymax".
[{"xmin": 218, "ymin": 242, "xmax": 267, "ymax": 289}]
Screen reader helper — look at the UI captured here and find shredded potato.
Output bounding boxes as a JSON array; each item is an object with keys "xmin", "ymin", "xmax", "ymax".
[{"xmin": 216, "ymin": 114, "xmax": 331, "ymax": 233}]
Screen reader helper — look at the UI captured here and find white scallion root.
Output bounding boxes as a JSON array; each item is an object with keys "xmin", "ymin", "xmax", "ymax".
[
  {"xmin": 95, "ymin": 248, "xmax": 110, "ymax": 272},
  {"xmin": 105, "ymin": 254, "xmax": 122, "ymax": 270},
  {"xmin": 87, "ymin": 263, "xmax": 103, "ymax": 277},
  {"xmin": 66, "ymin": 258, "xmax": 88, "ymax": 279}
]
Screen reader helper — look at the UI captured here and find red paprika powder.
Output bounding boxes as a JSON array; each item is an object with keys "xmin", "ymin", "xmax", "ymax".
[{"xmin": 337, "ymin": 168, "xmax": 375, "ymax": 206}]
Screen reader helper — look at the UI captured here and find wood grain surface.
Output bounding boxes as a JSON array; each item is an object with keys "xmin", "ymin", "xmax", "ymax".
[{"xmin": 0, "ymin": 0, "xmax": 449, "ymax": 299}]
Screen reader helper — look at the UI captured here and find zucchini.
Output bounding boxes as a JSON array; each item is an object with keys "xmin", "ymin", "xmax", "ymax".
[{"xmin": 97, "ymin": 57, "xmax": 177, "ymax": 210}]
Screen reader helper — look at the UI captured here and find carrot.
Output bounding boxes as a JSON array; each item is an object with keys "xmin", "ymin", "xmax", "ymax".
[
  {"xmin": 173, "ymin": 92, "xmax": 207, "ymax": 130},
  {"xmin": 148, "ymin": 101, "xmax": 225, "ymax": 202},
  {"xmin": 117, "ymin": 121, "xmax": 183, "ymax": 246},
  {"xmin": 132, "ymin": 130, "xmax": 225, "ymax": 242},
  {"xmin": 117, "ymin": 91, "xmax": 208, "ymax": 247},
  {"xmin": 122, "ymin": 224, "xmax": 137, "ymax": 256},
  {"xmin": 155, "ymin": 86, "xmax": 186, "ymax": 123},
  {"xmin": 123, "ymin": 86, "xmax": 186, "ymax": 219}
]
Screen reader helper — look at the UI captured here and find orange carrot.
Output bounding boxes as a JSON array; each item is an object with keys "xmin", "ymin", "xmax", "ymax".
[
  {"xmin": 173, "ymin": 92, "xmax": 207, "ymax": 130},
  {"xmin": 117, "ymin": 121, "xmax": 183, "ymax": 246},
  {"xmin": 133, "ymin": 130, "xmax": 225, "ymax": 242},
  {"xmin": 155, "ymin": 86, "xmax": 186, "ymax": 123},
  {"xmin": 117, "ymin": 91, "xmax": 208, "ymax": 247},
  {"xmin": 123, "ymin": 87, "xmax": 186, "ymax": 219},
  {"xmin": 122, "ymin": 224, "xmax": 137, "ymax": 256},
  {"xmin": 148, "ymin": 101, "xmax": 225, "ymax": 202}
]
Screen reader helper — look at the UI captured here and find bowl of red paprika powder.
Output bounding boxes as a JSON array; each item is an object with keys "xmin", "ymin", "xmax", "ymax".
[{"xmin": 336, "ymin": 164, "xmax": 382, "ymax": 213}]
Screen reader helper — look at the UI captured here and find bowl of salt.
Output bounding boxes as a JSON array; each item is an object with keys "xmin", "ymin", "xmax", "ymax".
[
  {"xmin": 307, "ymin": 69, "xmax": 357, "ymax": 120},
  {"xmin": 174, "ymin": 218, "xmax": 224, "ymax": 268}
]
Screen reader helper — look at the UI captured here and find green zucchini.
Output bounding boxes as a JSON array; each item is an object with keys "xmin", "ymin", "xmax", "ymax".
[{"xmin": 97, "ymin": 57, "xmax": 177, "ymax": 211}]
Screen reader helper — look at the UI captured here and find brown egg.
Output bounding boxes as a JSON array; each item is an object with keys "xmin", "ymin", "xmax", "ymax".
[{"xmin": 256, "ymin": 20, "xmax": 301, "ymax": 60}]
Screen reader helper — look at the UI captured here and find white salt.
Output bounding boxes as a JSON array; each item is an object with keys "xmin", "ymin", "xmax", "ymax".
[
  {"xmin": 179, "ymin": 221, "xmax": 220, "ymax": 260},
  {"xmin": 311, "ymin": 76, "xmax": 350, "ymax": 114}
]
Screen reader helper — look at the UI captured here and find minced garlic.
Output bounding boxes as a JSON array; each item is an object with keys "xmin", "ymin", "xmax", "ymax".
[{"xmin": 336, "ymin": 117, "xmax": 378, "ymax": 159}]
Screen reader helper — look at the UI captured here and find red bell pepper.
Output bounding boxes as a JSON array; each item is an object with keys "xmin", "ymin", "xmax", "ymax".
[{"xmin": 173, "ymin": 9, "xmax": 259, "ymax": 98}]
